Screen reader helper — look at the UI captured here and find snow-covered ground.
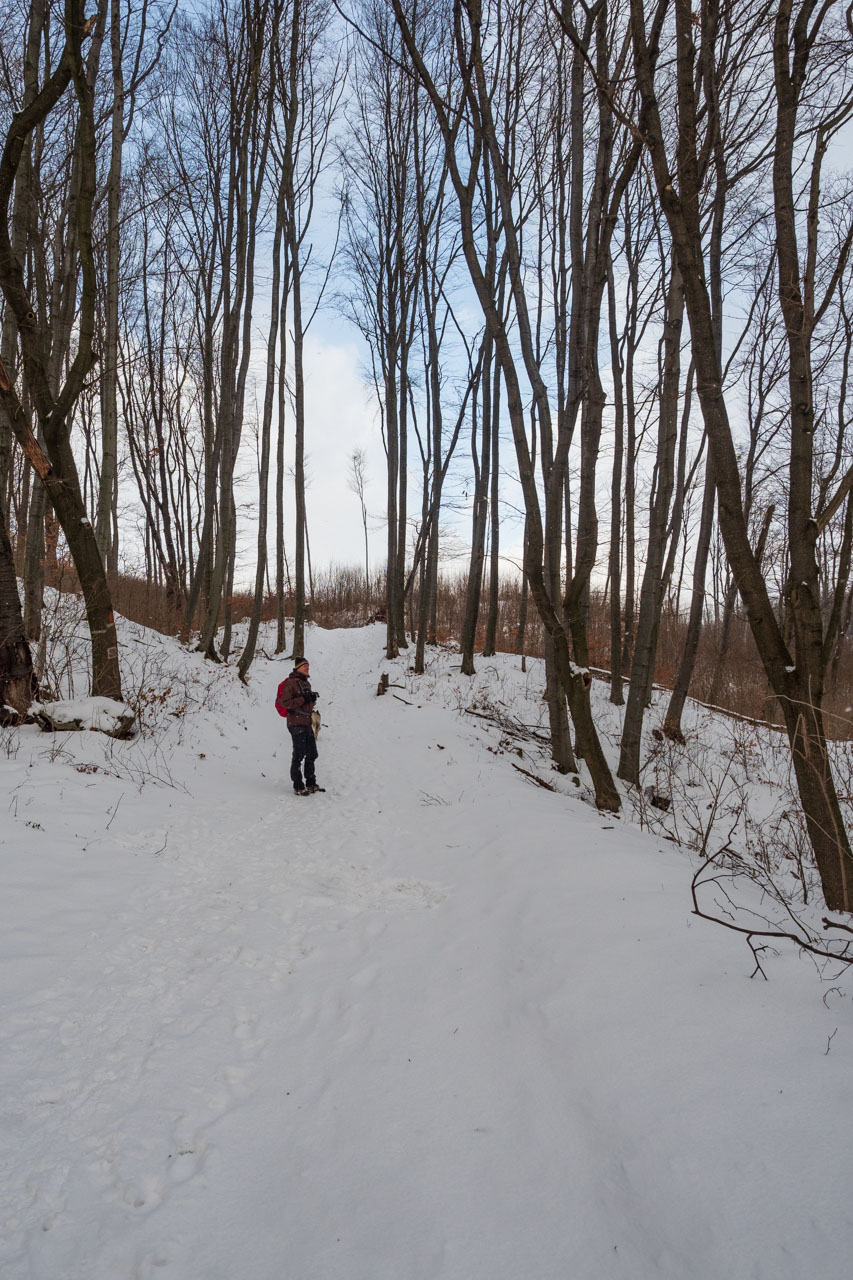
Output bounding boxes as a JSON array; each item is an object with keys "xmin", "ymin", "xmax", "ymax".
[{"xmin": 1, "ymin": 612, "xmax": 852, "ymax": 1280}]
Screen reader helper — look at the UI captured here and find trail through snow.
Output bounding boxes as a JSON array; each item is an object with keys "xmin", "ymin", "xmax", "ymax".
[{"xmin": 1, "ymin": 623, "xmax": 851, "ymax": 1279}]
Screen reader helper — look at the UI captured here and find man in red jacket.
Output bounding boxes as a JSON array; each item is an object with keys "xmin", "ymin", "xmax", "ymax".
[{"xmin": 277, "ymin": 657, "xmax": 321, "ymax": 795}]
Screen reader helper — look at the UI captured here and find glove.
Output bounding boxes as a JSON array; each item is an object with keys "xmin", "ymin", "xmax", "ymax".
[{"xmin": 309, "ymin": 691, "xmax": 319, "ymax": 703}]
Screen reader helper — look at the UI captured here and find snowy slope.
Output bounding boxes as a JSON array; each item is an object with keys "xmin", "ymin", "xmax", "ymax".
[{"xmin": 1, "ymin": 620, "xmax": 851, "ymax": 1280}]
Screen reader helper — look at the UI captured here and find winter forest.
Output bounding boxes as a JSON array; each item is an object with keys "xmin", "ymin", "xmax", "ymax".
[
  {"xmin": 2, "ymin": 2, "xmax": 853, "ymax": 1274},
  {"xmin": 3, "ymin": 0, "xmax": 853, "ymax": 907}
]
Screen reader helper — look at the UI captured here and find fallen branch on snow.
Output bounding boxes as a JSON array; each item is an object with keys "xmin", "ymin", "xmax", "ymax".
[
  {"xmin": 691, "ymin": 850, "xmax": 853, "ymax": 979},
  {"xmin": 512, "ymin": 762, "xmax": 557, "ymax": 791}
]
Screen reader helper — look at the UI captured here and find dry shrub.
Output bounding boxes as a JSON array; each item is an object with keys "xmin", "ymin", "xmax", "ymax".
[{"xmin": 108, "ymin": 573, "xmax": 192, "ymax": 635}]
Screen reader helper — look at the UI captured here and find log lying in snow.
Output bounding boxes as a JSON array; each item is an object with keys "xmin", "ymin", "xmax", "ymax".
[{"xmin": 30, "ymin": 697, "xmax": 137, "ymax": 739}]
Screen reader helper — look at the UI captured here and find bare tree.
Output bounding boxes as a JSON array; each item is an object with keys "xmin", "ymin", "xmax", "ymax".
[
  {"xmin": 237, "ymin": 181, "xmax": 286, "ymax": 681},
  {"xmin": 196, "ymin": 0, "xmax": 277, "ymax": 661},
  {"xmin": 0, "ymin": 0, "xmax": 123, "ymax": 700},
  {"xmin": 95, "ymin": 0, "xmax": 176, "ymax": 576},
  {"xmin": 390, "ymin": 0, "xmax": 623, "ymax": 810},
  {"xmin": 341, "ymin": 2, "xmax": 430, "ymax": 659},
  {"xmin": 278, "ymin": 0, "xmax": 344, "ymax": 661},
  {"xmin": 348, "ymin": 446, "xmax": 370, "ymax": 596},
  {"xmin": 628, "ymin": 0, "xmax": 853, "ymax": 910}
]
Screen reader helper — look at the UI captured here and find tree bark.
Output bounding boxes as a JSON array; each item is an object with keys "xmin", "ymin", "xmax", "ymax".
[
  {"xmin": 95, "ymin": 0, "xmax": 123, "ymax": 575},
  {"xmin": 482, "ymin": 345, "xmax": 501, "ymax": 657},
  {"xmin": 606, "ymin": 250, "xmax": 625, "ymax": 705},
  {"xmin": 663, "ymin": 453, "xmax": 715, "ymax": 740},
  {"xmin": 618, "ymin": 258, "xmax": 683, "ymax": 784},
  {"xmin": 460, "ymin": 338, "xmax": 491, "ymax": 676},
  {"xmin": 238, "ymin": 181, "xmax": 286, "ymax": 681},
  {"xmin": 0, "ymin": 469, "xmax": 34, "ymax": 722}
]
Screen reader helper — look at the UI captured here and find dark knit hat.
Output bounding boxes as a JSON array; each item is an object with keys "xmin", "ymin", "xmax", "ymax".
[{"xmin": 293, "ymin": 656, "xmax": 309, "ymax": 670}]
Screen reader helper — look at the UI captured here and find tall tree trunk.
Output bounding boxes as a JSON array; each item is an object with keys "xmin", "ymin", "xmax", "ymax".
[
  {"xmin": 201, "ymin": 9, "xmax": 273, "ymax": 659},
  {"xmin": 618, "ymin": 259, "xmax": 683, "ymax": 784},
  {"xmin": 95, "ymin": 0, "xmax": 123, "ymax": 575},
  {"xmin": 482, "ymin": 348, "xmax": 501, "ymax": 657},
  {"xmin": 384, "ymin": 362, "xmax": 400, "ymax": 660},
  {"xmin": 516, "ymin": 522, "xmax": 529, "ymax": 664},
  {"xmin": 620, "ymin": 210, "xmax": 640, "ymax": 675},
  {"xmin": 291, "ymin": 245, "xmax": 307, "ymax": 660},
  {"xmin": 663, "ymin": 453, "xmax": 715, "ymax": 740},
  {"xmin": 395, "ymin": 342, "xmax": 409, "ymax": 651},
  {"xmin": 275, "ymin": 245, "xmax": 291, "ymax": 653},
  {"xmin": 606, "ymin": 250, "xmax": 625, "ymax": 705},
  {"xmin": 460, "ymin": 339, "xmax": 491, "ymax": 676},
  {"xmin": 0, "ymin": 472, "xmax": 34, "ymax": 722},
  {"xmin": 239, "ymin": 184, "xmax": 286, "ymax": 680},
  {"xmin": 22, "ymin": 450, "xmax": 45, "ymax": 641}
]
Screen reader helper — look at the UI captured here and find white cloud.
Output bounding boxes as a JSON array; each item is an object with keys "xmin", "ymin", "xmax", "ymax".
[{"xmin": 232, "ymin": 333, "xmax": 387, "ymax": 588}]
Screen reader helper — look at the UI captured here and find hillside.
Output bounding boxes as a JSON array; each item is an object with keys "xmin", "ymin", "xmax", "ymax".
[{"xmin": 1, "ymin": 618, "xmax": 851, "ymax": 1280}]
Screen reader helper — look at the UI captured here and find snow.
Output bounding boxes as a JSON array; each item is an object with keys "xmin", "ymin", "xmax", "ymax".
[
  {"xmin": 29, "ymin": 696, "xmax": 135, "ymax": 734},
  {"xmin": 1, "ymin": 616, "xmax": 852, "ymax": 1279}
]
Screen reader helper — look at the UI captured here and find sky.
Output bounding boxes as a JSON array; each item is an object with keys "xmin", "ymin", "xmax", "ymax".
[{"xmin": 225, "ymin": 296, "xmax": 529, "ymax": 594}]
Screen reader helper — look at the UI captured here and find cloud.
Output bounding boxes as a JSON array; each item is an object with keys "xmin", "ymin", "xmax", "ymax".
[{"xmin": 231, "ymin": 333, "xmax": 386, "ymax": 587}]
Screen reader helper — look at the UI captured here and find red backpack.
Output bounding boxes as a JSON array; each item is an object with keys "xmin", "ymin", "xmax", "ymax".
[{"xmin": 275, "ymin": 680, "xmax": 290, "ymax": 718}]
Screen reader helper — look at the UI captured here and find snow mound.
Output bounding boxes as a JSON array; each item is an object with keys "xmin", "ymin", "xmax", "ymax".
[{"xmin": 30, "ymin": 696, "xmax": 137, "ymax": 737}]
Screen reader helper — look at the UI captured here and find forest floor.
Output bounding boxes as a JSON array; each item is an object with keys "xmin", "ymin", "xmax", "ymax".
[{"xmin": 1, "ymin": 612, "xmax": 852, "ymax": 1280}]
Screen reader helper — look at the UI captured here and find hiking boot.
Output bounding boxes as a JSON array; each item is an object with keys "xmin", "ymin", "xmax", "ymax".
[
  {"xmin": 293, "ymin": 784, "xmax": 309, "ymax": 796},
  {"xmin": 305, "ymin": 783, "xmax": 325, "ymax": 794}
]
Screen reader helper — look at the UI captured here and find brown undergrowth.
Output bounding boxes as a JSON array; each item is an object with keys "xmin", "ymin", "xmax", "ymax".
[{"xmin": 92, "ymin": 565, "xmax": 853, "ymax": 742}]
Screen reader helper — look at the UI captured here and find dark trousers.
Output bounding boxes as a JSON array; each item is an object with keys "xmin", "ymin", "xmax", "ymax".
[{"xmin": 288, "ymin": 724, "xmax": 318, "ymax": 788}]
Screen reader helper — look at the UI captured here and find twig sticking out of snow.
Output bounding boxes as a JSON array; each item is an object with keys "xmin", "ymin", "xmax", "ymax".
[
  {"xmin": 691, "ymin": 848, "xmax": 853, "ymax": 978},
  {"xmin": 512, "ymin": 762, "xmax": 557, "ymax": 791}
]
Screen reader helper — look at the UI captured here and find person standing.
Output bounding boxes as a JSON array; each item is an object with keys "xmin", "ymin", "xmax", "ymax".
[{"xmin": 276, "ymin": 657, "xmax": 322, "ymax": 795}]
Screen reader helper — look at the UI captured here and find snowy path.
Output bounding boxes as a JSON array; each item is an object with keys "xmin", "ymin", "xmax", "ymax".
[{"xmin": 1, "ymin": 625, "xmax": 852, "ymax": 1279}]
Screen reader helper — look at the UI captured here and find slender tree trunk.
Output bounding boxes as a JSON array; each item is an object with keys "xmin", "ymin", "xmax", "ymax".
[
  {"xmin": 275, "ymin": 252, "xmax": 290, "ymax": 653},
  {"xmin": 395, "ymin": 343, "xmax": 409, "ymax": 651},
  {"xmin": 621, "ymin": 209, "xmax": 640, "ymax": 674},
  {"xmin": 291, "ymin": 249, "xmax": 307, "ymax": 660},
  {"xmin": 606, "ymin": 251, "xmax": 624, "ymax": 704},
  {"xmin": 516, "ymin": 523, "xmax": 529, "ymax": 664},
  {"xmin": 545, "ymin": 633, "xmax": 576, "ymax": 772},
  {"xmin": 663, "ymin": 453, "xmax": 715, "ymax": 739},
  {"xmin": 482, "ymin": 348, "xmax": 501, "ymax": 656},
  {"xmin": 460, "ymin": 340, "xmax": 491, "ymax": 675},
  {"xmin": 0, "ymin": 472, "xmax": 34, "ymax": 722},
  {"xmin": 22, "ymin": 446, "xmax": 45, "ymax": 642},
  {"xmin": 238, "ymin": 193, "xmax": 285, "ymax": 679},
  {"xmin": 384, "ymin": 361, "xmax": 400, "ymax": 660},
  {"xmin": 414, "ymin": 249, "xmax": 446, "ymax": 673},
  {"xmin": 95, "ymin": 0, "xmax": 123, "ymax": 575},
  {"xmin": 618, "ymin": 260, "xmax": 683, "ymax": 784}
]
